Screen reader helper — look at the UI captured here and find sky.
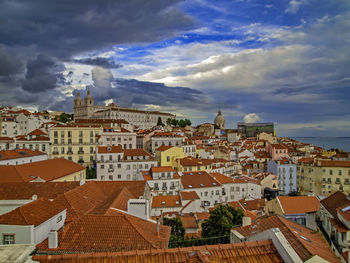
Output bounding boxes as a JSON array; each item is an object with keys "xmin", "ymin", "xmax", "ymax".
[{"xmin": 0, "ymin": 0, "xmax": 350, "ymax": 137}]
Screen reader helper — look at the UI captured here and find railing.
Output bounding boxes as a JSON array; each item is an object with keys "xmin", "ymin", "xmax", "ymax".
[
  {"xmin": 78, "ymin": 150, "xmax": 84, "ymax": 154},
  {"xmin": 108, "ymin": 168, "xmax": 114, "ymax": 172},
  {"xmin": 67, "ymin": 151, "xmax": 73, "ymax": 155},
  {"xmin": 170, "ymin": 186, "xmax": 175, "ymax": 190},
  {"xmin": 162, "ymin": 186, "xmax": 168, "ymax": 190},
  {"xmin": 52, "ymin": 151, "xmax": 59, "ymax": 155}
]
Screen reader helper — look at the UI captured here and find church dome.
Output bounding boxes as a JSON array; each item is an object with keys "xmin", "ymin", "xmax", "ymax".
[{"xmin": 214, "ymin": 110, "xmax": 225, "ymax": 129}]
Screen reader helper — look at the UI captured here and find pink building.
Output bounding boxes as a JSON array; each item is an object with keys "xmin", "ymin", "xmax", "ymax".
[{"xmin": 266, "ymin": 143, "xmax": 289, "ymax": 161}]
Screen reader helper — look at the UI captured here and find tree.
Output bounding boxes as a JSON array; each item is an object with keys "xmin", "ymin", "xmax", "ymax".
[
  {"xmin": 202, "ymin": 204, "xmax": 243, "ymax": 239},
  {"xmin": 163, "ymin": 217, "xmax": 185, "ymax": 247},
  {"xmin": 86, "ymin": 167, "xmax": 96, "ymax": 179},
  {"xmin": 157, "ymin": 117, "xmax": 164, "ymax": 126}
]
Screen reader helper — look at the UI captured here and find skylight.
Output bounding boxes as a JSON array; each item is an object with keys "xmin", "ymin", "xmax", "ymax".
[{"xmin": 341, "ymin": 206, "xmax": 350, "ymax": 212}]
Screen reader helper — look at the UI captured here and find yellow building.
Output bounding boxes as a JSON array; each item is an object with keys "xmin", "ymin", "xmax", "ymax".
[
  {"xmin": 155, "ymin": 145, "xmax": 185, "ymax": 167},
  {"xmin": 50, "ymin": 124, "xmax": 103, "ymax": 167},
  {"xmin": 174, "ymin": 156, "xmax": 212, "ymax": 172},
  {"xmin": 297, "ymin": 159, "xmax": 350, "ymax": 196}
]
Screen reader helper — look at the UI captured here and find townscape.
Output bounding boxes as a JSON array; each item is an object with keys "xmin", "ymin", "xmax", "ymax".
[{"xmin": 0, "ymin": 92, "xmax": 349, "ymax": 262}]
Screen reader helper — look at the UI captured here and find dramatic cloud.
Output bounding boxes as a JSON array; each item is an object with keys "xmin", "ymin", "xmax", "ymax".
[
  {"xmin": 243, "ymin": 113, "xmax": 262, "ymax": 123},
  {"xmin": 86, "ymin": 66, "xmax": 211, "ymax": 111},
  {"xmin": 0, "ymin": 46, "xmax": 23, "ymax": 76},
  {"xmin": 74, "ymin": 57, "xmax": 122, "ymax": 69},
  {"xmin": 21, "ymin": 55, "xmax": 65, "ymax": 93}
]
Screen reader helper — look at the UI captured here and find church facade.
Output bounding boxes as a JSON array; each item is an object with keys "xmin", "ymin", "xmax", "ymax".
[{"xmin": 74, "ymin": 91, "xmax": 175, "ymax": 129}]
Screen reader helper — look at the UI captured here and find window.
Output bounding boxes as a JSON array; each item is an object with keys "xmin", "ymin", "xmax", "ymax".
[
  {"xmin": 101, "ymin": 165, "xmax": 104, "ymax": 169},
  {"xmin": 109, "ymin": 175, "xmax": 113, "ymax": 180},
  {"xmin": 127, "ymin": 165, "xmax": 131, "ymax": 170},
  {"xmin": 329, "ymin": 169, "xmax": 333, "ymax": 175},
  {"xmin": 339, "ymin": 170, "xmax": 342, "ymax": 175},
  {"xmin": 118, "ymin": 174, "xmax": 121, "ymax": 179},
  {"xmin": 3, "ymin": 234, "xmax": 15, "ymax": 245}
]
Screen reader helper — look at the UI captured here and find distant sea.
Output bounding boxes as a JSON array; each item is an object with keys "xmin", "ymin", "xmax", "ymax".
[{"xmin": 291, "ymin": 137, "xmax": 350, "ymax": 152}]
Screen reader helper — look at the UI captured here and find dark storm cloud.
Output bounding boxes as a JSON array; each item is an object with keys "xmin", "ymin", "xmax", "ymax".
[
  {"xmin": 0, "ymin": 46, "xmax": 23, "ymax": 76},
  {"xmin": 87, "ymin": 66, "xmax": 210, "ymax": 110},
  {"xmin": 0, "ymin": 0, "xmax": 193, "ymax": 59},
  {"xmin": 21, "ymin": 55, "xmax": 65, "ymax": 93},
  {"xmin": 73, "ymin": 57, "xmax": 122, "ymax": 68},
  {"xmin": 0, "ymin": 0, "xmax": 194, "ymax": 106}
]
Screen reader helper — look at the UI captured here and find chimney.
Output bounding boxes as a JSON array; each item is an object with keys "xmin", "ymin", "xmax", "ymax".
[
  {"xmin": 242, "ymin": 216, "xmax": 252, "ymax": 227},
  {"xmin": 48, "ymin": 230, "xmax": 58, "ymax": 248},
  {"xmin": 156, "ymin": 218, "xmax": 160, "ymax": 237}
]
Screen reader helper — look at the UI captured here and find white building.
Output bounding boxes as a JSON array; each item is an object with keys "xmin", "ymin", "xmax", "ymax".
[
  {"xmin": 180, "ymin": 171, "xmax": 223, "ymax": 209},
  {"xmin": 15, "ymin": 129, "xmax": 50, "ymax": 154},
  {"xmin": 1, "ymin": 117, "xmax": 19, "ymax": 137},
  {"xmin": 96, "ymin": 146, "xmax": 157, "ymax": 181},
  {"xmin": 230, "ymin": 176, "xmax": 262, "ymax": 201},
  {"xmin": 147, "ymin": 132, "xmax": 183, "ymax": 153},
  {"xmin": 142, "ymin": 166, "xmax": 182, "ymax": 196},
  {"xmin": 0, "ymin": 137, "xmax": 15, "ymax": 151},
  {"xmin": 182, "ymin": 143, "xmax": 196, "ymax": 158},
  {"xmin": 0, "ymin": 198, "xmax": 66, "ymax": 246},
  {"xmin": 74, "ymin": 91, "xmax": 174, "ymax": 129},
  {"xmin": 99, "ymin": 127, "xmax": 136, "ymax": 149}
]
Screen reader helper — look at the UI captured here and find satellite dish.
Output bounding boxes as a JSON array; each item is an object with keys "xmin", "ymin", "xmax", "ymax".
[{"xmin": 32, "ymin": 194, "xmax": 38, "ymax": 200}]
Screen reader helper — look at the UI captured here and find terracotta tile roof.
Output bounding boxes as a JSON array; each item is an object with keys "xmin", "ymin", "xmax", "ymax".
[
  {"xmin": 298, "ymin": 157, "xmax": 314, "ymax": 164},
  {"xmin": 181, "ymin": 171, "xmax": 221, "ymax": 189},
  {"xmin": 75, "ymin": 118, "xmax": 129, "ymax": 124},
  {"xmin": 142, "ymin": 170, "xmax": 152, "ymax": 180},
  {"xmin": 239, "ymin": 198, "xmax": 265, "ymax": 211},
  {"xmin": 0, "ymin": 182, "xmax": 80, "ymax": 200},
  {"xmin": 319, "ymin": 160, "xmax": 350, "ymax": 167},
  {"xmin": 270, "ymin": 144, "xmax": 287, "ymax": 150},
  {"xmin": 209, "ymin": 172, "xmax": 233, "ymax": 184},
  {"xmin": 0, "ymin": 149, "xmax": 46, "ymax": 161},
  {"xmin": 97, "ymin": 145, "xmax": 123, "ymax": 153},
  {"xmin": 152, "ymin": 195, "xmax": 182, "ymax": 208},
  {"xmin": 180, "ymin": 215, "xmax": 197, "ymax": 229},
  {"xmin": 234, "ymin": 215, "xmax": 340, "ymax": 263},
  {"xmin": 195, "ymin": 212, "xmax": 210, "ymax": 220},
  {"xmin": 0, "ymin": 136, "xmax": 14, "ymax": 142},
  {"xmin": 320, "ymin": 191, "xmax": 350, "ymax": 218},
  {"xmin": 156, "ymin": 145, "xmax": 173, "ymax": 151},
  {"xmin": 179, "ymin": 156, "xmax": 212, "ymax": 167},
  {"xmin": 16, "ymin": 135, "xmax": 50, "ymax": 141},
  {"xmin": 123, "ymin": 149, "xmax": 153, "ymax": 159},
  {"xmin": 28, "ymin": 129, "xmax": 47, "ymax": 136},
  {"xmin": 180, "ymin": 191, "xmax": 200, "ymax": 200},
  {"xmin": 151, "ymin": 166, "xmax": 176, "ymax": 173},
  {"xmin": 0, "ymin": 198, "xmax": 66, "ymax": 226},
  {"xmin": 228, "ymin": 201, "xmax": 244, "ymax": 210},
  {"xmin": 244, "ymin": 210, "xmax": 258, "ymax": 220},
  {"xmin": 33, "ymin": 240, "xmax": 283, "ymax": 263},
  {"xmin": 337, "ymin": 203, "xmax": 350, "ymax": 224},
  {"xmin": 36, "ymin": 213, "xmax": 171, "ymax": 253},
  {"xmin": 277, "ymin": 196, "xmax": 319, "ymax": 214},
  {"xmin": 57, "ymin": 181, "xmax": 146, "ymax": 217},
  {"xmin": 0, "ymin": 158, "xmax": 84, "ymax": 182}
]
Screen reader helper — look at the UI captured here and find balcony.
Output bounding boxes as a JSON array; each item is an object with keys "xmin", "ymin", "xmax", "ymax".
[
  {"xmin": 170, "ymin": 185, "xmax": 175, "ymax": 190},
  {"xmin": 108, "ymin": 168, "xmax": 114, "ymax": 173},
  {"xmin": 52, "ymin": 151, "xmax": 59, "ymax": 155},
  {"xmin": 162, "ymin": 186, "xmax": 168, "ymax": 190},
  {"xmin": 154, "ymin": 187, "xmax": 159, "ymax": 191},
  {"xmin": 78, "ymin": 160, "xmax": 84, "ymax": 164},
  {"xmin": 78, "ymin": 150, "xmax": 84, "ymax": 154},
  {"xmin": 335, "ymin": 181, "xmax": 341, "ymax": 184},
  {"xmin": 344, "ymin": 181, "xmax": 349, "ymax": 185},
  {"xmin": 67, "ymin": 151, "xmax": 73, "ymax": 155}
]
